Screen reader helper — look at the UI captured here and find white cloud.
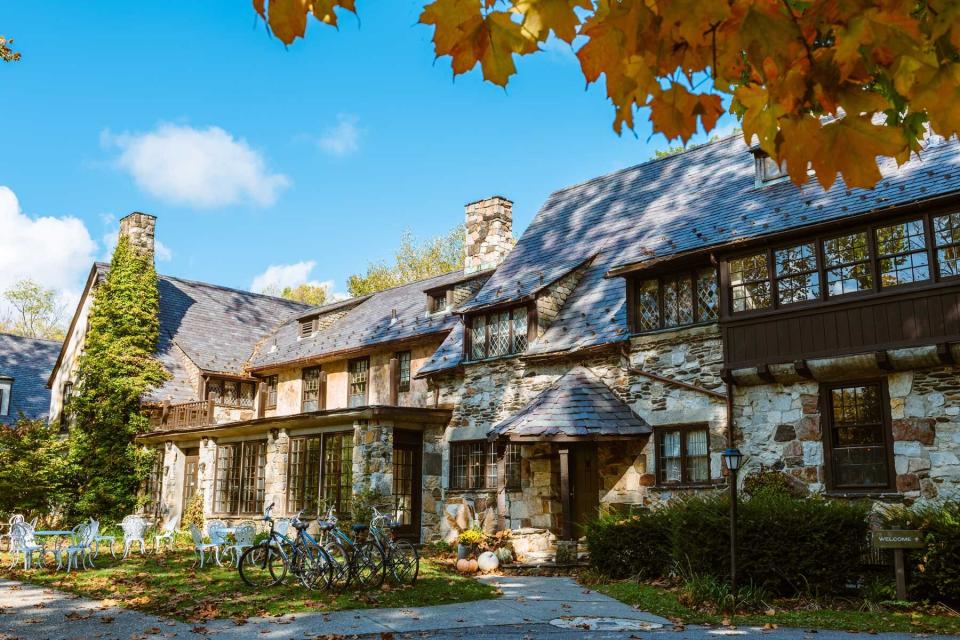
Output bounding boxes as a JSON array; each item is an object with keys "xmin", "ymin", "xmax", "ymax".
[
  {"xmin": 0, "ymin": 186, "xmax": 98, "ymax": 321},
  {"xmin": 317, "ymin": 114, "xmax": 361, "ymax": 157},
  {"xmin": 103, "ymin": 123, "xmax": 291, "ymax": 208},
  {"xmin": 101, "ymin": 229, "xmax": 172, "ymax": 262},
  {"xmin": 250, "ymin": 260, "xmax": 347, "ymax": 300}
]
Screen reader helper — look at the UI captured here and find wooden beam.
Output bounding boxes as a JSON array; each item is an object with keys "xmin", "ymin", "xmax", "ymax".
[
  {"xmin": 389, "ymin": 357, "xmax": 399, "ymax": 406},
  {"xmin": 257, "ymin": 383, "xmax": 266, "ymax": 419},
  {"xmin": 875, "ymin": 350, "xmax": 894, "ymax": 370},
  {"xmin": 318, "ymin": 371, "xmax": 327, "ymax": 411},
  {"xmin": 793, "ymin": 359, "xmax": 813, "ymax": 379},
  {"xmin": 559, "ymin": 447, "xmax": 572, "ymax": 541},
  {"xmin": 756, "ymin": 364, "xmax": 776, "ymax": 383},
  {"xmin": 937, "ymin": 342, "xmax": 955, "ymax": 365}
]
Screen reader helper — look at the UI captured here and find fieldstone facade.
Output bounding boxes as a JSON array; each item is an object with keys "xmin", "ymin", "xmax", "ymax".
[{"xmin": 464, "ymin": 196, "xmax": 514, "ymax": 274}]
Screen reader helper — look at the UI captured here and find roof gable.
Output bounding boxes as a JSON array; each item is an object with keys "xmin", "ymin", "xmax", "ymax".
[{"xmin": 0, "ymin": 332, "xmax": 61, "ymax": 424}]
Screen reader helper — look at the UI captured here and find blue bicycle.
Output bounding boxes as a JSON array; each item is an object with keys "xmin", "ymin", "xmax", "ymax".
[{"xmin": 238, "ymin": 504, "xmax": 333, "ymax": 590}]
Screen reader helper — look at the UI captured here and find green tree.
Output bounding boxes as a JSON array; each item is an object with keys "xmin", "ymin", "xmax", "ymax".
[
  {"xmin": 347, "ymin": 226, "xmax": 465, "ymax": 297},
  {"xmin": 0, "ymin": 418, "xmax": 73, "ymax": 519},
  {"xmin": 280, "ymin": 283, "xmax": 328, "ymax": 306},
  {"xmin": 68, "ymin": 235, "xmax": 169, "ymax": 519},
  {"xmin": 0, "ymin": 279, "xmax": 67, "ymax": 341}
]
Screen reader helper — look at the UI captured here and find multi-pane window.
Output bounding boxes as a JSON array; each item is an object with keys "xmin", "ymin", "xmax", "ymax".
[
  {"xmin": 265, "ymin": 375, "xmax": 278, "ymax": 410},
  {"xmin": 504, "ymin": 443, "xmax": 522, "ymax": 491},
  {"xmin": 393, "ymin": 446, "xmax": 415, "ymax": 526},
  {"xmin": 656, "ymin": 426, "xmax": 710, "ymax": 485},
  {"xmin": 876, "ymin": 219, "xmax": 929, "ymax": 287},
  {"xmin": 322, "ymin": 432, "xmax": 354, "ymax": 517},
  {"xmin": 0, "ymin": 379, "xmax": 8, "ymax": 417},
  {"xmin": 633, "ymin": 269, "xmax": 719, "ymax": 332},
  {"xmin": 823, "ymin": 231, "xmax": 873, "ymax": 296},
  {"xmin": 729, "ymin": 253, "xmax": 772, "ymax": 312},
  {"xmin": 144, "ymin": 450, "xmax": 163, "ymax": 517},
  {"xmin": 775, "ymin": 242, "xmax": 820, "ymax": 305},
  {"xmin": 395, "ymin": 351, "xmax": 411, "ymax": 393},
  {"xmin": 825, "ymin": 383, "xmax": 893, "ymax": 490},
  {"xmin": 467, "ymin": 306, "xmax": 529, "ymax": 360},
  {"xmin": 214, "ymin": 440, "xmax": 266, "ymax": 515},
  {"xmin": 933, "ymin": 212, "xmax": 960, "ymax": 278},
  {"xmin": 349, "ymin": 357, "xmax": 369, "ymax": 407},
  {"xmin": 287, "ymin": 436, "xmax": 322, "ymax": 515},
  {"xmin": 302, "ymin": 366, "xmax": 322, "ymax": 412},
  {"xmin": 206, "ymin": 378, "xmax": 256, "ymax": 408},
  {"xmin": 449, "ymin": 441, "xmax": 497, "ymax": 490}
]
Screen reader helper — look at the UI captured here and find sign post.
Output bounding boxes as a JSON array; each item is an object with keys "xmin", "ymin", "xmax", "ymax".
[{"xmin": 871, "ymin": 529, "xmax": 924, "ymax": 600}]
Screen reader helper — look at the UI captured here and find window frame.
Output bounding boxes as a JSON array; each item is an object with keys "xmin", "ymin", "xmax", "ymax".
[
  {"xmin": 321, "ymin": 431, "xmax": 354, "ymax": 517},
  {"xmin": 722, "ymin": 210, "xmax": 959, "ymax": 318},
  {"xmin": 449, "ymin": 441, "xmax": 498, "ymax": 491},
  {"xmin": 821, "ymin": 379, "xmax": 896, "ymax": 493},
  {"xmin": 286, "ymin": 434, "xmax": 323, "ymax": 516},
  {"xmin": 204, "ymin": 376, "xmax": 257, "ymax": 409},
  {"xmin": 348, "ymin": 357, "xmax": 370, "ymax": 408},
  {"xmin": 265, "ymin": 375, "xmax": 278, "ymax": 410},
  {"xmin": 629, "ymin": 268, "xmax": 719, "ymax": 334},
  {"xmin": 933, "ymin": 211, "xmax": 960, "ymax": 280},
  {"xmin": 395, "ymin": 351, "xmax": 411, "ymax": 394},
  {"xmin": 301, "ymin": 366, "xmax": 322, "ymax": 412},
  {"xmin": 212, "ymin": 439, "xmax": 267, "ymax": 516},
  {"xmin": 504, "ymin": 443, "xmax": 522, "ymax": 491},
  {"xmin": 654, "ymin": 423, "xmax": 712, "ymax": 487},
  {"xmin": 464, "ymin": 304, "xmax": 533, "ymax": 362}
]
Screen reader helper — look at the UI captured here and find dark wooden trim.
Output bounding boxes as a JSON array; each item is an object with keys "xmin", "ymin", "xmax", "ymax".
[
  {"xmin": 257, "ymin": 383, "xmax": 266, "ymax": 419},
  {"xmin": 389, "ymin": 357, "xmax": 399, "ymax": 406},
  {"xmin": 793, "ymin": 360, "xmax": 813, "ymax": 379},
  {"xmin": 756, "ymin": 364, "xmax": 776, "ymax": 383},
  {"xmin": 875, "ymin": 350, "xmax": 894, "ymax": 371},
  {"xmin": 938, "ymin": 342, "xmax": 955, "ymax": 364},
  {"xmin": 653, "ymin": 423, "xmax": 712, "ymax": 487},
  {"xmin": 319, "ymin": 371, "xmax": 327, "ymax": 411},
  {"xmin": 559, "ymin": 447, "xmax": 572, "ymax": 540}
]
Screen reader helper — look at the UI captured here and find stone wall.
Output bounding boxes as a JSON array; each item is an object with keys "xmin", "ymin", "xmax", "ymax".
[
  {"xmin": 465, "ymin": 196, "xmax": 514, "ymax": 273},
  {"xmin": 353, "ymin": 420, "xmax": 394, "ymax": 499},
  {"xmin": 735, "ymin": 367, "xmax": 960, "ymax": 503},
  {"xmin": 119, "ymin": 212, "xmax": 156, "ymax": 260},
  {"xmin": 536, "ymin": 263, "xmax": 590, "ymax": 335}
]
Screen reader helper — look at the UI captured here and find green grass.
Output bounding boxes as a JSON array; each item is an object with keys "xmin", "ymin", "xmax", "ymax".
[
  {"xmin": 3, "ymin": 548, "xmax": 497, "ymax": 621},
  {"xmin": 592, "ymin": 580, "xmax": 960, "ymax": 635}
]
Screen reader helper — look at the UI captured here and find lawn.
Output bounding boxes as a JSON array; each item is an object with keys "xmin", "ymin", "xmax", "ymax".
[
  {"xmin": 592, "ymin": 580, "xmax": 960, "ymax": 635},
  {"xmin": 2, "ymin": 548, "xmax": 497, "ymax": 621}
]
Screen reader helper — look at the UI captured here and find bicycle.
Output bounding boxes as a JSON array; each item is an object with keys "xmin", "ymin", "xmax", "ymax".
[
  {"xmin": 369, "ymin": 505, "xmax": 419, "ymax": 585},
  {"xmin": 316, "ymin": 506, "xmax": 385, "ymax": 590},
  {"xmin": 238, "ymin": 504, "xmax": 333, "ymax": 590}
]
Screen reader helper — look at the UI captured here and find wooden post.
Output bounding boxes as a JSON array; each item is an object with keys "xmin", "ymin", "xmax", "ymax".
[
  {"xmin": 206, "ymin": 399, "xmax": 215, "ymax": 425},
  {"xmin": 496, "ymin": 442, "xmax": 508, "ymax": 531},
  {"xmin": 161, "ymin": 400, "xmax": 170, "ymax": 426},
  {"xmin": 318, "ymin": 371, "xmax": 327, "ymax": 411},
  {"xmin": 445, "ymin": 289, "xmax": 455, "ymax": 310},
  {"xmin": 389, "ymin": 357, "xmax": 399, "ymax": 406},
  {"xmin": 257, "ymin": 383, "xmax": 266, "ymax": 419},
  {"xmin": 559, "ymin": 446, "xmax": 572, "ymax": 540},
  {"xmin": 894, "ymin": 549, "xmax": 908, "ymax": 600}
]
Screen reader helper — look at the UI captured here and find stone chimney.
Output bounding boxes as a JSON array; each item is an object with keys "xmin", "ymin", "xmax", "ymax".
[
  {"xmin": 118, "ymin": 212, "xmax": 156, "ymax": 261},
  {"xmin": 464, "ymin": 196, "xmax": 514, "ymax": 273}
]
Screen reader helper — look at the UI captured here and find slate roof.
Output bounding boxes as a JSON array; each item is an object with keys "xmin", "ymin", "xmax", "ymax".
[
  {"xmin": 489, "ymin": 366, "xmax": 651, "ymax": 441},
  {"xmin": 420, "ymin": 133, "xmax": 960, "ymax": 375},
  {"xmin": 0, "ymin": 332, "xmax": 61, "ymax": 425},
  {"xmin": 80, "ymin": 264, "xmax": 311, "ymax": 403},
  {"xmin": 248, "ymin": 269, "xmax": 485, "ymax": 370}
]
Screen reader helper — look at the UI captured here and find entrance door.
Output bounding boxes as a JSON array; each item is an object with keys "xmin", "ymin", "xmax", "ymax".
[
  {"xmin": 182, "ymin": 448, "xmax": 200, "ymax": 510},
  {"xmin": 570, "ymin": 444, "xmax": 599, "ymax": 538},
  {"xmin": 392, "ymin": 430, "xmax": 422, "ymax": 540}
]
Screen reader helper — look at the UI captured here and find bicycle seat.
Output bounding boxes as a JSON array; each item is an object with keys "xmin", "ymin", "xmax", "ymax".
[
  {"xmin": 317, "ymin": 521, "xmax": 334, "ymax": 531},
  {"xmin": 351, "ymin": 523, "xmax": 368, "ymax": 532},
  {"xmin": 292, "ymin": 520, "xmax": 309, "ymax": 530}
]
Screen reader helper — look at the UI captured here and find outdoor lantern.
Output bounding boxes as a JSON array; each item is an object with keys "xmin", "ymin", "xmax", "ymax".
[{"xmin": 723, "ymin": 447, "xmax": 743, "ymax": 473}]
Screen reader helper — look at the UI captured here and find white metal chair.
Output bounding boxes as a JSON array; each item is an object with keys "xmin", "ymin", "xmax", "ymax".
[
  {"xmin": 274, "ymin": 518, "xmax": 291, "ymax": 537},
  {"xmin": 153, "ymin": 515, "xmax": 180, "ymax": 553},
  {"xmin": 222, "ymin": 522, "xmax": 255, "ymax": 567},
  {"xmin": 1, "ymin": 514, "xmax": 24, "ymax": 554},
  {"xmin": 206, "ymin": 520, "xmax": 229, "ymax": 567},
  {"xmin": 58, "ymin": 522, "xmax": 96, "ymax": 572},
  {"xmin": 90, "ymin": 518, "xmax": 117, "ymax": 558},
  {"xmin": 121, "ymin": 515, "xmax": 148, "ymax": 559},
  {"xmin": 9, "ymin": 522, "xmax": 49, "ymax": 570},
  {"xmin": 188, "ymin": 523, "xmax": 220, "ymax": 569}
]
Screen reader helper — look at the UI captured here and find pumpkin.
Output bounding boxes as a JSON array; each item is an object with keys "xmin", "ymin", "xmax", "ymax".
[
  {"xmin": 456, "ymin": 558, "xmax": 470, "ymax": 573},
  {"xmin": 467, "ymin": 559, "xmax": 479, "ymax": 573}
]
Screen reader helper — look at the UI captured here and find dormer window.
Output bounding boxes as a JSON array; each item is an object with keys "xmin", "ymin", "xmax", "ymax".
[
  {"xmin": 632, "ymin": 268, "xmax": 718, "ymax": 333},
  {"xmin": 754, "ymin": 151, "xmax": 788, "ymax": 185},
  {"xmin": 299, "ymin": 316, "xmax": 317, "ymax": 339},
  {"xmin": 466, "ymin": 305, "xmax": 530, "ymax": 361},
  {"xmin": 426, "ymin": 289, "xmax": 453, "ymax": 315}
]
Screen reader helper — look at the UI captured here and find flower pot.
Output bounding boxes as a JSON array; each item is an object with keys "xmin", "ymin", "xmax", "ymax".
[{"xmin": 456, "ymin": 543, "xmax": 475, "ymax": 560}]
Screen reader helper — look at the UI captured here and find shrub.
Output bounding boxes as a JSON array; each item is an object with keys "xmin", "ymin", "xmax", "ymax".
[
  {"xmin": 0, "ymin": 418, "xmax": 74, "ymax": 520},
  {"xmin": 585, "ymin": 508, "xmax": 671, "ymax": 579},
  {"xmin": 182, "ymin": 490, "xmax": 205, "ymax": 533},
  {"xmin": 587, "ymin": 491, "xmax": 870, "ymax": 596},
  {"xmin": 884, "ymin": 501, "xmax": 960, "ymax": 603}
]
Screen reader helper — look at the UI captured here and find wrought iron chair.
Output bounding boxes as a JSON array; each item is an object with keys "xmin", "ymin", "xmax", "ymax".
[
  {"xmin": 188, "ymin": 523, "xmax": 220, "ymax": 569},
  {"xmin": 90, "ymin": 518, "xmax": 117, "ymax": 558},
  {"xmin": 206, "ymin": 520, "xmax": 229, "ymax": 567},
  {"xmin": 58, "ymin": 522, "xmax": 96, "ymax": 572},
  {"xmin": 1, "ymin": 514, "xmax": 24, "ymax": 554},
  {"xmin": 222, "ymin": 522, "xmax": 256, "ymax": 567},
  {"xmin": 121, "ymin": 515, "xmax": 149, "ymax": 559},
  {"xmin": 153, "ymin": 515, "xmax": 180, "ymax": 553},
  {"xmin": 9, "ymin": 522, "xmax": 49, "ymax": 570}
]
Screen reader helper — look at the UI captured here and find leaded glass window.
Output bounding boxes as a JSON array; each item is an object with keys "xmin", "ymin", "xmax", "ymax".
[
  {"xmin": 934, "ymin": 212, "xmax": 960, "ymax": 278},
  {"xmin": 504, "ymin": 443, "xmax": 521, "ymax": 490},
  {"xmin": 470, "ymin": 315, "xmax": 486, "ymax": 360},
  {"xmin": 632, "ymin": 269, "xmax": 717, "ymax": 333},
  {"xmin": 775, "ymin": 242, "xmax": 820, "ymax": 305},
  {"xmin": 489, "ymin": 311, "xmax": 510, "ymax": 357},
  {"xmin": 729, "ymin": 253, "xmax": 772, "ymax": 312},
  {"xmin": 467, "ymin": 306, "xmax": 530, "ymax": 360},
  {"xmin": 876, "ymin": 219, "xmax": 929, "ymax": 287},
  {"xmin": 663, "ymin": 275, "xmax": 693, "ymax": 327},
  {"xmin": 449, "ymin": 441, "xmax": 497, "ymax": 490},
  {"xmin": 348, "ymin": 358, "xmax": 369, "ymax": 408},
  {"xmin": 396, "ymin": 351, "xmax": 411, "ymax": 393},
  {"xmin": 823, "ymin": 232, "xmax": 873, "ymax": 296},
  {"xmin": 696, "ymin": 268, "xmax": 718, "ymax": 322},
  {"xmin": 637, "ymin": 279, "xmax": 660, "ymax": 331},
  {"xmin": 302, "ymin": 366, "xmax": 322, "ymax": 412},
  {"xmin": 511, "ymin": 307, "xmax": 528, "ymax": 353},
  {"xmin": 214, "ymin": 440, "xmax": 266, "ymax": 515}
]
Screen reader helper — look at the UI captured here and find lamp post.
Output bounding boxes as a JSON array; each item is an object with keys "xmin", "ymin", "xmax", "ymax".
[{"xmin": 722, "ymin": 447, "xmax": 744, "ymax": 594}]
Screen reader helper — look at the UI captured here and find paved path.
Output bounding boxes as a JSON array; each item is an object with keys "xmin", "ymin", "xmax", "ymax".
[{"xmin": 0, "ymin": 577, "xmax": 955, "ymax": 640}]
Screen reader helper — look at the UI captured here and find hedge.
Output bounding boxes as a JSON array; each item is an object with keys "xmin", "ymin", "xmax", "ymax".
[
  {"xmin": 586, "ymin": 490, "xmax": 870, "ymax": 596},
  {"xmin": 885, "ymin": 501, "xmax": 960, "ymax": 603}
]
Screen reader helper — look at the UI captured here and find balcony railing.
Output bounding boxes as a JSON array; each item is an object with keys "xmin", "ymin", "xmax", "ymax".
[{"xmin": 148, "ymin": 399, "xmax": 215, "ymax": 430}]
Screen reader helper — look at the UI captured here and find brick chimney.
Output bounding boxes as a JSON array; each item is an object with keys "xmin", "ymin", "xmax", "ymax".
[
  {"xmin": 464, "ymin": 196, "xmax": 514, "ymax": 273},
  {"xmin": 118, "ymin": 212, "xmax": 156, "ymax": 261}
]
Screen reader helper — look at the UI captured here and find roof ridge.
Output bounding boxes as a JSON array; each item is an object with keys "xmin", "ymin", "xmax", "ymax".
[
  {"xmin": 0, "ymin": 331, "xmax": 62, "ymax": 345},
  {"xmin": 158, "ymin": 273, "xmax": 313, "ymax": 308}
]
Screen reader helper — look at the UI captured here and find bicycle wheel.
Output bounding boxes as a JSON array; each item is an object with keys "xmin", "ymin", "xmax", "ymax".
[
  {"xmin": 297, "ymin": 542, "xmax": 333, "ymax": 591},
  {"xmin": 388, "ymin": 540, "xmax": 419, "ymax": 586},
  {"xmin": 238, "ymin": 543, "xmax": 287, "ymax": 588},
  {"xmin": 352, "ymin": 539, "xmax": 386, "ymax": 589},
  {"xmin": 324, "ymin": 541, "xmax": 352, "ymax": 591}
]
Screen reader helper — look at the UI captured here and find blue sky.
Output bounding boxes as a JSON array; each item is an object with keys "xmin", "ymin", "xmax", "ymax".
[{"xmin": 1, "ymin": 1, "xmax": 733, "ymax": 307}]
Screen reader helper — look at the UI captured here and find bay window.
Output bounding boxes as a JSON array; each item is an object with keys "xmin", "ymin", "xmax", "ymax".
[{"xmin": 467, "ymin": 306, "xmax": 529, "ymax": 360}]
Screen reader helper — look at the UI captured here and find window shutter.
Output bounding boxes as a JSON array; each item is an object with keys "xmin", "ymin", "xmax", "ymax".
[{"xmin": 299, "ymin": 317, "xmax": 316, "ymax": 338}]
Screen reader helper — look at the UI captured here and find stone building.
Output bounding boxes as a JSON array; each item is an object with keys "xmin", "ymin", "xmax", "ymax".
[{"xmin": 47, "ymin": 134, "xmax": 960, "ymax": 558}]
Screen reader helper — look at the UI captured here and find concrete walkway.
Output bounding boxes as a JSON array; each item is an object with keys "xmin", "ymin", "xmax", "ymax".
[{"xmin": 1, "ymin": 577, "xmax": 956, "ymax": 640}]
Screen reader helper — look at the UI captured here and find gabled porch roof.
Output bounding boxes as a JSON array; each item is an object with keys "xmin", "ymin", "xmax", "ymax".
[{"xmin": 488, "ymin": 366, "xmax": 651, "ymax": 442}]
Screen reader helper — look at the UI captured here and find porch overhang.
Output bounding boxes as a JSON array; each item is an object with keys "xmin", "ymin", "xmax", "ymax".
[{"xmin": 136, "ymin": 404, "xmax": 452, "ymax": 444}]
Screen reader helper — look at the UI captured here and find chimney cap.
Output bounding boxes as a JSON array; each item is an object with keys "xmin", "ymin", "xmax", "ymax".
[
  {"xmin": 465, "ymin": 195, "xmax": 513, "ymax": 208},
  {"xmin": 119, "ymin": 211, "xmax": 157, "ymax": 221}
]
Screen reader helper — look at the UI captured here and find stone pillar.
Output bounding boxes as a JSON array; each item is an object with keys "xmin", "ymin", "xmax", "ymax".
[
  {"xmin": 352, "ymin": 420, "xmax": 394, "ymax": 502},
  {"xmin": 265, "ymin": 428, "xmax": 291, "ymax": 514},
  {"xmin": 464, "ymin": 196, "xmax": 514, "ymax": 273},
  {"xmin": 198, "ymin": 437, "xmax": 218, "ymax": 517},
  {"xmin": 161, "ymin": 442, "xmax": 186, "ymax": 526},
  {"xmin": 118, "ymin": 211, "xmax": 157, "ymax": 261}
]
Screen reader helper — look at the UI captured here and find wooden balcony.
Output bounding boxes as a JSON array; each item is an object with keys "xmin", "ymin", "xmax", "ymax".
[{"xmin": 148, "ymin": 400, "xmax": 215, "ymax": 430}]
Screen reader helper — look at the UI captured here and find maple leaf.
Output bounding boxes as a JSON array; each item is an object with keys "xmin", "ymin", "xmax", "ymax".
[
  {"xmin": 513, "ymin": 0, "xmax": 591, "ymax": 43},
  {"xmin": 312, "ymin": 0, "xmax": 357, "ymax": 27},
  {"xmin": 266, "ymin": 0, "xmax": 310, "ymax": 43},
  {"xmin": 809, "ymin": 115, "xmax": 906, "ymax": 190}
]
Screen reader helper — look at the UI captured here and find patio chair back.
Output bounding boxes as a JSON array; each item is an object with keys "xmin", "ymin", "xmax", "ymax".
[
  {"xmin": 8, "ymin": 514, "xmax": 24, "ymax": 526},
  {"xmin": 161, "ymin": 515, "xmax": 180, "ymax": 534},
  {"xmin": 188, "ymin": 523, "xmax": 204, "ymax": 546},
  {"xmin": 206, "ymin": 519, "xmax": 228, "ymax": 546},
  {"xmin": 234, "ymin": 523, "xmax": 256, "ymax": 547},
  {"xmin": 73, "ymin": 522, "xmax": 95, "ymax": 547},
  {"xmin": 121, "ymin": 515, "xmax": 148, "ymax": 540},
  {"xmin": 88, "ymin": 519, "xmax": 101, "ymax": 540},
  {"xmin": 274, "ymin": 518, "xmax": 291, "ymax": 537},
  {"xmin": 10, "ymin": 522, "xmax": 36, "ymax": 548}
]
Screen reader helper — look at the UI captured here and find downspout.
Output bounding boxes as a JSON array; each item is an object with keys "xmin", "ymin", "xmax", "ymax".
[{"xmin": 725, "ymin": 380, "xmax": 735, "ymax": 448}]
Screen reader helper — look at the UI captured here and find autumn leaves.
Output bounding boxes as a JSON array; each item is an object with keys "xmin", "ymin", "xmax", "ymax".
[{"xmin": 253, "ymin": 0, "xmax": 960, "ymax": 192}]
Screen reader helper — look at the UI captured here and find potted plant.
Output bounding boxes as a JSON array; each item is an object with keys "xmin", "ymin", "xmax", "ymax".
[{"xmin": 457, "ymin": 527, "xmax": 485, "ymax": 560}]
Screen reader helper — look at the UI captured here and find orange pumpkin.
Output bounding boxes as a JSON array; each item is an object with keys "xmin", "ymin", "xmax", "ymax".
[
  {"xmin": 456, "ymin": 558, "xmax": 470, "ymax": 573},
  {"xmin": 467, "ymin": 559, "xmax": 479, "ymax": 573}
]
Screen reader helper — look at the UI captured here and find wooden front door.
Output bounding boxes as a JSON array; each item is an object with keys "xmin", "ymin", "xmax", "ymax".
[
  {"xmin": 570, "ymin": 444, "xmax": 599, "ymax": 538},
  {"xmin": 182, "ymin": 448, "xmax": 200, "ymax": 509},
  {"xmin": 392, "ymin": 430, "xmax": 422, "ymax": 540}
]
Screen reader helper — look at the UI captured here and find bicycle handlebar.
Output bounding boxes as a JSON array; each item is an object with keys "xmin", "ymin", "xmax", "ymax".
[{"xmin": 264, "ymin": 503, "xmax": 275, "ymax": 521}]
